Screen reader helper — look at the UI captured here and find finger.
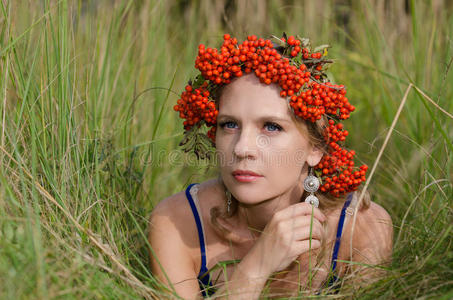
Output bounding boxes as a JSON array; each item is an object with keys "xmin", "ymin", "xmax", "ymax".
[
  {"xmin": 293, "ymin": 239, "xmax": 322, "ymax": 254},
  {"xmin": 275, "ymin": 202, "xmax": 326, "ymax": 223},
  {"xmin": 292, "ymin": 225, "xmax": 324, "ymax": 241},
  {"xmin": 282, "ymin": 216, "xmax": 323, "ymax": 232},
  {"xmin": 297, "ymin": 203, "xmax": 326, "ymax": 222}
]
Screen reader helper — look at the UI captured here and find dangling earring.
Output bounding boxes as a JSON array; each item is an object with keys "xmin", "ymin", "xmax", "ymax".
[
  {"xmin": 304, "ymin": 167, "xmax": 320, "ymax": 208},
  {"xmin": 225, "ymin": 189, "xmax": 232, "ymax": 213}
]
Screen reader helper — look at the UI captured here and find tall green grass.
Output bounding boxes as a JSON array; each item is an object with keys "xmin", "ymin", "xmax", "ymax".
[{"xmin": 0, "ymin": 0, "xmax": 451, "ymax": 299}]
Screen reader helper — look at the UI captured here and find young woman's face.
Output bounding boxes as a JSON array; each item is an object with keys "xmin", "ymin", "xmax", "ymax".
[{"xmin": 215, "ymin": 74, "xmax": 323, "ymax": 204}]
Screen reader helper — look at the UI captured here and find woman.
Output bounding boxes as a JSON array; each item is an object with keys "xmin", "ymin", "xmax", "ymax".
[{"xmin": 148, "ymin": 34, "xmax": 393, "ymax": 299}]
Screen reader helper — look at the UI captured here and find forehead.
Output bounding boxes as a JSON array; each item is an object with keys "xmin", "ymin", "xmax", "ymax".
[{"xmin": 218, "ymin": 74, "xmax": 292, "ymax": 120}]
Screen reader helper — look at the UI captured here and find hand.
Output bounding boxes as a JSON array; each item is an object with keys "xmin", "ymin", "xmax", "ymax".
[{"xmin": 248, "ymin": 202, "xmax": 326, "ymax": 276}]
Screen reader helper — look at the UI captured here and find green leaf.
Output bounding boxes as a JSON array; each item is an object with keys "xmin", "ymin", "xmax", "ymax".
[
  {"xmin": 192, "ymin": 74, "xmax": 206, "ymax": 89},
  {"xmin": 314, "ymin": 44, "xmax": 331, "ymax": 53}
]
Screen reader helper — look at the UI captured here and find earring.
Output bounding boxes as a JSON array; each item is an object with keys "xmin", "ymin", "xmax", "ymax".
[
  {"xmin": 225, "ymin": 189, "xmax": 232, "ymax": 213},
  {"xmin": 304, "ymin": 167, "xmax": 320, "ymax": 208}
]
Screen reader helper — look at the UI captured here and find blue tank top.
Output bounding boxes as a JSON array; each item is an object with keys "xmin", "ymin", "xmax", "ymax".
[{"xmin": 185, "ymin": 183, "xmax": 354, "ymax": 297}]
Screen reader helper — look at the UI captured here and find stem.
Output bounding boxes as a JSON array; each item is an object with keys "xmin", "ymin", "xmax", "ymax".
[{"xmin": 308, "ymin": 204, "xmax": 315, "ymax": 290}]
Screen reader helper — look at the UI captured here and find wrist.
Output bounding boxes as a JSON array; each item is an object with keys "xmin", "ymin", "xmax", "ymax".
[{"xmin": 238, "ymin": 246, "xmax": 272, "ymax": 281}]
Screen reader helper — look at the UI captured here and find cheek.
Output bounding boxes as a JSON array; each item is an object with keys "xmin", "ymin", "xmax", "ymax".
[
  {"xmin": 263, "ymin": 151, "xmax": 304, "ymax": 192},
  {"xmin": 215, "ymin": 136, "xmax": 233, "ymax": 166},
  {"xmin": 263, "ymin": 138, "xmax": 308, "ymax": 168}
]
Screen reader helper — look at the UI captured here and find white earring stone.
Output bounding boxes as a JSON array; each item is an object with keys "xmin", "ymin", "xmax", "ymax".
[
  {"xmin": 304, "ymin": 194, "xmax": 319, "ymax": 208},
  {"xmin": 303, "ymin": 168, "xmax": 320, "ymax": 208},
  {"xmin": 304, "ymin": 175, "xmax": 320, "ymax": 193}
]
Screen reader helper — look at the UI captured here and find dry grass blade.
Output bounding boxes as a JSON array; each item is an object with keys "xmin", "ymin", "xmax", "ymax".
[
  {"xmin": 349, "ymin": 84, "xmax": 413, "ymax": 257},
  {"xmin": 412, "ymin": 86, "xmax": 453, "ymax": 119}
]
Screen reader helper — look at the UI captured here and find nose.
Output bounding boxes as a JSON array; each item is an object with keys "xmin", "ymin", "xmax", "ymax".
[{"xmin": 233, "ymin": 128, "xmax": 258, "ymax": 159}]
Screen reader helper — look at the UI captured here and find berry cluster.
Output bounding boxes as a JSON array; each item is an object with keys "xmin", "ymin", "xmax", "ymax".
[
  {"xmin": 315, "ymin": 120, "xmax": 367, "ymax": 196},
  {"xmin": 174, "ymin": 83, "xmax": 217, "ymax": 129},
  {"xmin": 174, "ymin": 34, "xmax": 367, "ymax": 197},
  {"xmin": 284, "ymin": 35, "xmax": 302, "ymax": 57},
  {"xmin": 289, "ymin": 82, "xmax": 355, "ymax": 122}
]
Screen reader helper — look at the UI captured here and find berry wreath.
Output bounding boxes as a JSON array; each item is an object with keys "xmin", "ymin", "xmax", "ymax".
[{"xmin": 173, "ymin": 33, "xmax": 368, "ymax": 197}]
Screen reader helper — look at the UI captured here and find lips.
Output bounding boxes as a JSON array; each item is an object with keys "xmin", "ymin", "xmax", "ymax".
[
  {"xmin": 232, "ymin": 170, "xmax": 263, "ymax": 183},
  {"xmin": 232, "ymin": 169, "xmax": 263, "ymax": 177}
]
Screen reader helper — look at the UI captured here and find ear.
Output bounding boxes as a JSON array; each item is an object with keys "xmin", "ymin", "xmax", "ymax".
[{"xmin": 306, "ymin": 146, "xmax": 323, "ymax": 167}]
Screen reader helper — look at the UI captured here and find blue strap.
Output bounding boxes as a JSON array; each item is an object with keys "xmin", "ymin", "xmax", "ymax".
[
  {"xmin": 330, "ymin": 193, "xmax": 354, "ymax": 275},
  {"xmin": 185, "ymin": 183, "xmax": 213, "ymax": 296}
]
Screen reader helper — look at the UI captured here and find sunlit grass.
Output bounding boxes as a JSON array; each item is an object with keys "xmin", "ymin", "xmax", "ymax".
[{"xmin": 0, "ymin": 0, "xmax": 451, "ymax": 299}]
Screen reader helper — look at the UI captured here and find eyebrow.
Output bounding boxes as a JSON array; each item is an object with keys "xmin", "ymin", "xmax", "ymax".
[{"xmin": 217, "ymin": 114, "xmax": 291, "ymax": 124}]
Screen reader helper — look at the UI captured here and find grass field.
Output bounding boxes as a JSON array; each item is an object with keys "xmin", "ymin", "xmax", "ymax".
[{"xmin": 0, "ymin": 0, "xmax": 452, "ymax": 299}]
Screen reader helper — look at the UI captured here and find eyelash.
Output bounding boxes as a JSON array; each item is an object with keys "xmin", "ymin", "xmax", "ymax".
[{"xmin": 218, "ymin": 121, "xmax": 283, "ymax": 132}]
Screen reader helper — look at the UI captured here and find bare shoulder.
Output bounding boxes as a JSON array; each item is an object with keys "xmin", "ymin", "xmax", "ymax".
[
  {"xmin": 147, "ymin": 179, "xmax": 222, "ymax": 299},
  {"xmin": 150, "ymin": 188, "xmax": 192, "ymax": 225},
  {"xmin": 147, "ymin": 186, "xmax": 202, "ymax": 299},
  {"xmin": 149, "ymin": 189, "xmax": 196, "ymax": 245},
  {"xmin": 354, "ymin": 201, "xmax": 393, "ymax": 239},
  {"xmin": 344, "ymin": 200, "xmax": 394, "ymax": 265},
  {"xmin": 361, "ymin": 201, "xmax": 392, "ymax": 222},
  {"xmin": 150, "ymin": 178, "xmax": 221, "ymax": 223}
]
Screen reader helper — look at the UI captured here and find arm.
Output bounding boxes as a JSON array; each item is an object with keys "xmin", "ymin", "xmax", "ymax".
[
  {"xmin": 212, "ymin": 203, "xmax": 326, "ymax": 299},
  {"xmin": 346, "ymin": 201, "xmax": 393, "ymax": 283},
  {"xmin": 210, "ymin": 245, "xmax": 273, "ymax": 299},
  {"xmin": 148, "ymin": 197, "xmax": 274, "ymax": 300},
  {"xmin": 148, "ymin": 201, "xmax": 202, "ymax": 300},
  {"xmin": 149, "ymin": 198, "xmax": 326, "ymax": 299}
]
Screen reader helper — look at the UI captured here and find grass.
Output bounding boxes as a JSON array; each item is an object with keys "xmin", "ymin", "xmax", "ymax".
[{"xmin": 0, "ymin": 0, "xmax": 452, "ymax": 299}]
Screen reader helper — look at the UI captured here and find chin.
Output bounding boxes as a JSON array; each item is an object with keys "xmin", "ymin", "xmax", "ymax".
[{"xmin": 226, "ymin": 177, "xmax": 268, "ymax": 203}]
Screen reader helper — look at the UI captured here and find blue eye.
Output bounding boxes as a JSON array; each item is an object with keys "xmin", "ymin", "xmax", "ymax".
[
  {"xmin": 219, "ymin": 121, "xmax": 238, "ymax": 129},
  {"xmin": 218, "ymin": 121, "xmax": 283, "ymax": 132},
  {"xmin": 265, "ymin": 122, "xmax": 282, "ymax": 132}
]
